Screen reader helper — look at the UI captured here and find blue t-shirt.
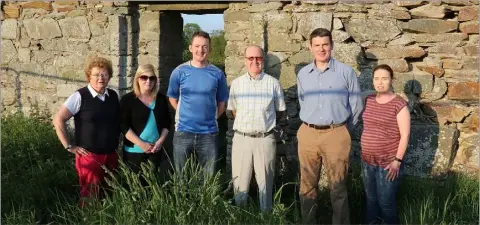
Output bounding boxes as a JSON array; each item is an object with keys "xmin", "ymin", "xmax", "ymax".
[
  {"xmin": 124, "ymin": 101, "xmax": 159, "ymax": 153},
  {"xmin": 167, "ymin": 62, "xmax": 229, "ymax": 134}
]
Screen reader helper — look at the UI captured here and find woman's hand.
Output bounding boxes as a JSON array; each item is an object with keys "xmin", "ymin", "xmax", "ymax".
[
  {"xmin": 385, "ymin": 160, "xmax": 401, "ymax": 181},
  {"xmin": 68, "ymin": 146, "xmax": 90, "ymax": 156},
  {"xmin": 139, "ymin": 141, "xmax": 154, "ymax": 153},
  {"xmin": 150, "ymin": 140, "xmax": 164, "ymax": 153}
]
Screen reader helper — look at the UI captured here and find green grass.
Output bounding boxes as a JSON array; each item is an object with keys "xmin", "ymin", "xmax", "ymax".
[{"xmin": 2, "ymin": 114, "xmax": 479, "ymax": 224}]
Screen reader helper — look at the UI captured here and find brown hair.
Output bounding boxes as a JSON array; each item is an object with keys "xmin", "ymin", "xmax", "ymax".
[
  {"xmin": 309, "ymin": 28, "xmax": 333, "ymax": 45},
  {"xmin": 133, "ymin": 64, "xmax": 159, "ymax": 99},
  {"xmin": 373, "ymin": 64, "xmax": 394, "ymax": 79},
  {"xmin": 84, "ymin": 56, "xmax": 113, "ymax": 81},
  {"xmin": 191, "ymin": 30, "xmax": 211, "ymax": 45}
]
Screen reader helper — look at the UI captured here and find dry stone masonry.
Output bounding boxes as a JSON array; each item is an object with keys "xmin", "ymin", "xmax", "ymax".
[{"xmin": 1, "ymin": 1, "xmax": 478, "ymax": 179}]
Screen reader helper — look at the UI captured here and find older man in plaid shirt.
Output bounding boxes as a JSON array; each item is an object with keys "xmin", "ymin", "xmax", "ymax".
[{"xmin": 227, "ymin": 45, "xmax": 286, "ymax": 212}]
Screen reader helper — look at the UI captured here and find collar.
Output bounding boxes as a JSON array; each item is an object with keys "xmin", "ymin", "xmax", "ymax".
[
  {"xmin": 87, "ymin": 84, "xmax": 109, "ymax": 98},
  {"xmin": 246, "ymin": 71, "xmax": 264, "ymax": 81},
  {"xmin": 308, "ymin": 58, "xmax": 335, "ymax": 74}
]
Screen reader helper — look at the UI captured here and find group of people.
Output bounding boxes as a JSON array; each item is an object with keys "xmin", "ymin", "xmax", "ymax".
[{"xmin": 53, "ymin": 28, "xmax": 410, "ymax": 224}]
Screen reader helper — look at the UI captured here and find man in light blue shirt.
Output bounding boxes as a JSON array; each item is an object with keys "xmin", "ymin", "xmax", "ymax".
[
  {"xmin": 167, "ymin": 31, "xmax": 229, "ymax": 176},
  {"xmin": 296, "ymin": 28, "xmax": 363, "ymax": 224}
]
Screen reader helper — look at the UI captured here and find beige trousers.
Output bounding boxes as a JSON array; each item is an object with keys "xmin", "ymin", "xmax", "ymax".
[
  {"xmin": 297, "ymin": 123, "xmax": 352, "ymax": 224},
  {"xmin": 231, "ymin": 133, "xmax": 276, "ymax": 212}
]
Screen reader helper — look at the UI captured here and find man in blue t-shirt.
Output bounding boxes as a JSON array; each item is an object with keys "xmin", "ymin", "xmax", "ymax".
[{"xmin": 167, "ymin": 31, "xmax": 229, "ymax": 176}]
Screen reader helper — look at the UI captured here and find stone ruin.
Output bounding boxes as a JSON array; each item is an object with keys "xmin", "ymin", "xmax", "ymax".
[{"xmin": 1, "ymin": 1, "xmax": 478, "ymax": 180}]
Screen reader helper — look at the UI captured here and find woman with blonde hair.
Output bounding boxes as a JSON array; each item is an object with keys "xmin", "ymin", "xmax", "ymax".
[{"xmin": 120, "ymin": 64, "xmax": 171, "ymax": 175}]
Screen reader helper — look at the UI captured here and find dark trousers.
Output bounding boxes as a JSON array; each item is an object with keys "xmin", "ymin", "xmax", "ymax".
[
  {"xmin": 361, "ymin": 160, "xmax": 403, "ymax": 225},
  {"xmin": 123, "ymin": 150, "xmax": 163, "ymax": 175}
]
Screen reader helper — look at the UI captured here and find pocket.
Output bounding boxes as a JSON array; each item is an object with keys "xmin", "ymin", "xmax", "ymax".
[{"xmin": 207, "ymin": 132, "xmax": 219, "ymax": 137}]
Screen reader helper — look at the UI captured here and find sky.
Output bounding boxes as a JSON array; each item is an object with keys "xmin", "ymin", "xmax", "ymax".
[{"xmin": 182, "ymin": 14, "xmax": 224, "ymax": 33}]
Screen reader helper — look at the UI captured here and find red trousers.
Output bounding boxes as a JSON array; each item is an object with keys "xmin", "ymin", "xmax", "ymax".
[{"xmin": 75, "ymin": 151, "xmax": 118, "ymax": 205}]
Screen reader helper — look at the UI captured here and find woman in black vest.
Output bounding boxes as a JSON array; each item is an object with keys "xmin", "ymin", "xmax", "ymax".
[
  {"xmin": 53, "ymin": 57, "xmax": 120, "ymax": 207},
  {"xmin": 120, "ymin": 64, "xmax": 171, "ymax": 175}
]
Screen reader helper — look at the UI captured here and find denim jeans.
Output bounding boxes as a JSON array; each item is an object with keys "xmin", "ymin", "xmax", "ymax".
[
  {"xmin": 173, "ymin": 131, "xmax": 218, "ymax": 176},
  {"xmin": 361, "ymin": 160, "xmax": 403, "ymax": 225}
]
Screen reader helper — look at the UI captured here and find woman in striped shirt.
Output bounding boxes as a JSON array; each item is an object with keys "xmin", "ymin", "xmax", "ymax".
[{"xmin": 360, "ymin": 64, "xmax": 411, "ymax": 224}]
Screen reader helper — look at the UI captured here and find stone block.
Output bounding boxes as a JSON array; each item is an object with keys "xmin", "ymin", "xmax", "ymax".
[
  {"xmin": 365, "ymin": 45, "xmax": 426, "ymax": 59},
  {"xmin": 1, "ymin": 19, "xmax": 18, "ymax": 40},
  {"xmin": 377, "ymin": 59, "xmax": 409, "ymax": 72},
  {"xmin": 409, "ymin": 4, "xmax": 446, "ymax": 18},
  {"xmin": 442, "ymin": 0, "xmax": 474, "ymax": 6},
  {"xmin": 54, "ymin": 0, "xmax": 79, "ymax": 6},
  {"xmin": 3, "ymin": 4, "xmax": 20, "ymax": 19},
  {"xmin": 460, "ymin": 21, "xmax": 479, "ymax": 34},
  {"xmin": 422, "ymin": 78, "xmax": 448, "ymax": 101},
  {"xmin": 225, "ymin": 41, "xmax": 248, "ymax": 56},
  {"xmin": 225, "ymin": 32, "xmax": 247, "ymax": 41},
  {"xmin": 332, "ymin": 43, "xmax": 363, "ymax": 67},
  {"xmin": 58, "ymin": 16, "xmax": 91, "ymax": 42},
  {"xmin": 146, "ymin": 3, "xmax": 229, "ymax": 11},
  {"xmin": 21, "ymin": 1, "xmax": 53, "ymax": 11},
  {"xmin": 431, "ymin": 104, "xmax": 472, "ymax": 125},
  {"xmin": 139, "ymin": 12, "xmax": 160, "ymax": 42},
  {"xmin": 225, "ymin": 56, "xmax": 246, "ymax": 78},
  {"xmin": 332, "ymin": 30, "xmax": 350, "ymax": 42},
  {"xmin": 463, "ymin": 45, "xmax": 479, "ymax": 56},
  {"xmin": 267, "ymin": 12, "xmax": 293, "ymax": 33},
  {"xmin": 224, "ymin": 11, "xmax": 250, "ymax": 22},
  {"xmin": 23, "ymin": 18, "xmax": 62, "ymax": 40},
  {"xmin": 17, "ymin": 48, "xmax": 31, "ymax": 63},
  {"xmin": 444, "ymin": 69, "xmax": 479, "ymax": 82},
  {"xmin": 279, "ymin": 65, "xmax": 297, "ymax": 89},
  {"xmin": 333, "ymin": 18, "xmax": 343, "ymax": 30},
  {"xmin": 267, "ymin": 52, "xmax": 289, "ymax": 68},
  {"xmin": 388, "ymin": 35, "xmax": 414, "ymax": 46},
  {"xmin": 288, "ymin": 51, "xmax": 311, "ymax": 65},
  {"xmin": 2, "ymin": 40, "xmax": 17, "ymax": 65},
  {"xmin": 400, "ymin": 19, "xmax": 458, "ymax": 34},
  {"xmin": 57, "ymin": 83, "xmax": 85, "ymax": 97},
  {"xmin": 442, "ymin": 59, "xmax": 463, "ymax": 69},
  {"xmin": 39, "ymin": 38, "xmax": 88, "ymax": 53},
  {"xmin": 345, "ymin": 18, "xmax": 401, "ymax": 42},
  {"xmin": 448, "ymin": 82, "xmax": 479, "ymax": 100},
  {"xmin": 295, "ymin": 12, "xmax": 332, "ymax": 39},
  {"xmin": 460, "ymin": 108, "xmax": 479, "ymax": 133},
  {"xmin": 89, "ymin": 36, "xmax": 110, "ymax": 54},
  {"xmin": 453, "ymin": 134, "xmax": 479, "ymax": 172},
  {"xmin": 462, "ymin": 57, "xmax": 479, "ymax": 70},
  {"xmin": 408, "ymin": 33, "xmax": 468, "ymax": 43},
  {"xmin": 249, "ymin": 2, "xmax": 283, "ymax": 12},
  {"xmin": 458, "ymin": 6, "xmax": 479, "ymax": 21},
  {"xmin": 57, "ymin": 67, "xmax": 84, "ymax": 80},
  {"xmin": 403, "ymin": 125, "xmax": 459, "ymax": 177},
  {"xmin": 268, "ymin": 33, "xmax": 301, "ymax": 52},
  {"xmin": 392, "ymin": 0, "xmax": 424, "ymax": 7}
]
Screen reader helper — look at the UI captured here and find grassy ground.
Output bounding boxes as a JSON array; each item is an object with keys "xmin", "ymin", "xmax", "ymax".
[{"xmin": 2, "ymin": 114, "xmax": 479, "ymax": 224}]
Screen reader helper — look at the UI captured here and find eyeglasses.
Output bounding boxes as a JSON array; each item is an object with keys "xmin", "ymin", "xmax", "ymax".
[
  {"xmin": 245, "ymin": 56, "xmax": 264, "ymax": 62},
  {"xmin": 139, "ymin": 75, "xmax": 158, "ymax": 82},
  {"xmin": 91, "ymin": 74, "xmax": 109, "ymax": 79}
]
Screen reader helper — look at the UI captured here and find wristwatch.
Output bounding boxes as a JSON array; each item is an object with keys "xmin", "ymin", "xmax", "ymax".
[
  {"xmin": 394, "ymin": 157, "xmax": 403, "ymax": 163},
  {"xmin": 65, "ymin": 145, "xmax": 72, "ymax": 150}
]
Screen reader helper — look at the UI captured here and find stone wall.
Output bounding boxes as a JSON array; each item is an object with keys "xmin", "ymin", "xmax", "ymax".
[
  {"xmin": 1, "ymin": 1, "xmax": 183, "ymax": 116},
  {"xmin": 223, "ymin": 1, "xmax": 479, "ymax": 178},
  {"xmin": 1, "ymin": 1, "xmax": 478, "ymax": 178}
]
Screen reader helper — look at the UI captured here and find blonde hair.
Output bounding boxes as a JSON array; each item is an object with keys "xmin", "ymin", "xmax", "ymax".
[{"xmin": 133, "ymin": 64, "xmax": 159, "ymax": 98}]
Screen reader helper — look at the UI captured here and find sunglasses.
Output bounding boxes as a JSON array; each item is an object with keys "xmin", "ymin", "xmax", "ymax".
[
  {"xmin": 245, "ymin": 56, "xmax": 264, "ymax": 62},
  {"xmin": 139, "ymin": 75, "xmax": 157, "ymax": 81}
]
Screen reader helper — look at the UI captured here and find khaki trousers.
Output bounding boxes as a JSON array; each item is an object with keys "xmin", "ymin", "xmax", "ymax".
[
  {"xmin": 297, "ymin": 123, "xmax": 351, "ymax": 224},
  {"xmin": 231, "ymin": 133, "xmax": 276, "ymax": 212}
]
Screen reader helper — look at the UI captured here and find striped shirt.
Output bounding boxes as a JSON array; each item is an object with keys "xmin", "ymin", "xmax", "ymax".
[
  {"xmin": 360, "ymin": 94, "xmax": 407, "ymax": 167},
  {"xmin": 227, "ymin": 72, "xmax": 286, "ymax": 133}
]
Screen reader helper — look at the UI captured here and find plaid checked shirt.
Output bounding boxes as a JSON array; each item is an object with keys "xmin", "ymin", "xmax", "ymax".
[{"xmin": 227, "ymin": 72, "xmax": 286, "ymax": 133}]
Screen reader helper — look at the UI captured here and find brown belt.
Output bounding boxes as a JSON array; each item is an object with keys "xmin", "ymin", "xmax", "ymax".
[
  {"xmin": 234, "ymin": 129, "xmax": 274, "ymax": 138},
  {"xmin": 302, "ymin": 121, "xmax": 346, "ymax": 130}
]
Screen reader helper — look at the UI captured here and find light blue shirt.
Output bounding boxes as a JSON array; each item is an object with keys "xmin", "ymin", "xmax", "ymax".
[
  {"xmin": 124, "ymin": 101, "xmax": 159, "ymax": 153},
  {"xmin": 167, "ymin": 61, "xmax": 229, "ymax": 134},
  {"xmin": 297, "ymin": 58, "xmax": 363, "ymax": 129}
]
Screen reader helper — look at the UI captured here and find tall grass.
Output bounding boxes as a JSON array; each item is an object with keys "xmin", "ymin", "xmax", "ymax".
[{"xmin": 2, "ymin": 114, "xmax": 479, "ymax": 224}]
